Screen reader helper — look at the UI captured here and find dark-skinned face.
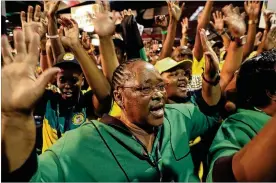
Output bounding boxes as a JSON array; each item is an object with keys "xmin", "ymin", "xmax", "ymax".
[
  {"xmin": 56, "ymin": 66, "xmax": 83, "ymax": 101},
  {"xmin": 161, "ymin": 67, "xmax": 191, "ymax": 100},
  {"xmin": 115, "ymin": 61, "xmax": 167, "ymax": 129}
]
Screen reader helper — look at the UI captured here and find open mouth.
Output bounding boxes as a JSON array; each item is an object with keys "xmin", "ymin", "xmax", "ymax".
[
  {"xmin": 150, "ymin": 103, "xmax": 165, "ymax": 118},
  {"xmin": 63, "ymin": 91, "xmax": 73, "ymax": 98},
  {"xmin": 177, "ymin": 82, "xmax": 188, "ymax": 91}
]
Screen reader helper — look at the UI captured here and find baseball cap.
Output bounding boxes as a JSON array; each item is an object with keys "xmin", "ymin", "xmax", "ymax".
[
  {"xmin": 54, "ymin": 52, "xmax": 81, "ymax": 69},
  {"xmin": 154, "ymin": 57, "xmax": 192, "ymax": 74}
]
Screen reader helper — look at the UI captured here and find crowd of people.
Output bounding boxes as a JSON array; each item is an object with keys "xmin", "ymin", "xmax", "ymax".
[{"xmin": 1, "ymin": 0, "xmax": 276, "ymax": 182}]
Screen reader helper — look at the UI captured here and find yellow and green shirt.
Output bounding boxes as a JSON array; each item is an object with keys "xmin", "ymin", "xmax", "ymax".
[{"xmin": 34, "ymin": 89, "xmax": 96, "ymax": 153}]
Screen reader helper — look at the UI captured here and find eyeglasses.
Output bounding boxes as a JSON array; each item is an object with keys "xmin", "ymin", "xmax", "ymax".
[{"xmin": 121, "ymin": 83, "xmax": 168, "ymax": 95}]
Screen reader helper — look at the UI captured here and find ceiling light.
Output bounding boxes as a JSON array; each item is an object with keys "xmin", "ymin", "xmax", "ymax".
[
  {"xmin": 83, "ymin": 25, "xmax": 94, "ymax": 33},
  {"xmin": 5, "ymin": 19, "xmax": 9, "ymax": 23}
]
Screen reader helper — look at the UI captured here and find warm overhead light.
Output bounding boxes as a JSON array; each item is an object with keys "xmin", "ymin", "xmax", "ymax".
[
  {"xmin": 5, "ymin": 19, "xmax": 9, "ymax": 23},
  {"xmin": 91, "ymin": 38, "xmax": 100, "ymax": 46},
  {"xmin": 83, "ymin": 25, "xmax": 94, "ymax": 33}
]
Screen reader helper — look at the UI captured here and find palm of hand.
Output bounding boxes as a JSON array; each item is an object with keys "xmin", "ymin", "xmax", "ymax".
[
  {"xmin": 23, "ymin": 22, "xmax": 42, "ymax": 42},
  {"xmin": 2, "ymin": 62, "xmax": 38, "ymax": 114},
  {"xmin": 214, "ymin": 19, "xmax": 224, "ymax": 31},
  {"xmin": 245, "ymin": 4, "xmax": 260, "ymax": 17},
  {"xmin": 64, "ymin": 28, "xmax": 79, "ymax": 47},
  {"xmin": 171, "ymin": 4, "xmax": 182, "ymax": 21},
  {"xmin": 227, "ymin": 15, "xmax": 246, "ymax": 37},
  {"xmin": 93, "ymin": 13, "xmax": 115, "ymax": 37}
]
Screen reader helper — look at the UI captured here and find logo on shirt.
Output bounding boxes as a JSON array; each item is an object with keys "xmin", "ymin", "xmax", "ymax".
[{"xmin": 72, "ymin": 113, "xmax": 85, "ymax": 125}]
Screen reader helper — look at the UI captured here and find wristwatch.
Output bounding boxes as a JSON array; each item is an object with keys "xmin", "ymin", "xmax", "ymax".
[
  {"xmin": 231, "ymin": 35, "xmax": 247, "ymax": 47},
  {"xmin": 248, "ymin": 19, "xmax": 258, "ymax": 25}
]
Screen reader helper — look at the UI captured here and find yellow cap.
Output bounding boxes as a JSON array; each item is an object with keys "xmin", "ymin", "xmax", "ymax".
[{"xmin": 154, "ymin": 57, "xmax": 192, "ymax": 74}]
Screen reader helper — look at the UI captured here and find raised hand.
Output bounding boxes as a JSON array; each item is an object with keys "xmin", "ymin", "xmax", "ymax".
[
  {"xmin": 81, "ymin": 31, "xmax": 91, "ymax": 50},
  {"xmin": 1, "ymin": 30, "xmax": 60, "ymax": 115},
  {"xmin": 222, "ymin": 5, "xmax": 246, "ymax": 38},
  {"xmin": 167, "ymin": 0, "xmax": 185, "ymax": 21},
  {"xmin": 88, "ymin": 0, "xmax": 116, "ymax": 37},
  {"xmin": 155, "ymin": 15, "xmax": 168, "ymax": 28},
  {"xmin": 263, "ymin": 11, "xmax": 274, "ymax": 30},
  {"xmin": 44, "ymin": 0, "xmax": 61, "ymax": 17},
  {"xmin": 254, "ymin": 31, "xmax": 262, "ymax": 46},
  {"xmin": 244, "ymin": 1, "xmax": 261, "ymax": 20},
  {"xmin": 200, "ymin": 28, "xmax": 219, "ymax": 79},
  {"xmin": 58, "ymin": 17, "xmax": 80, "ymax": 48},
  {"xmin": 21, "ymin": 6, "xmax": 43, "ymax": 43},
  {"xmin": 181, "ymin": 17, "xmax": 189, "ymax": 34},
  {"xmin": 210, "ymin": 11, "xmax": 225, "ymax": 34}
]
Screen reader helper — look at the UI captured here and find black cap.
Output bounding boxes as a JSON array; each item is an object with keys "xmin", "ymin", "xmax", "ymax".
[{"xmin": 54, "ymin": 52, "xmax": 81, "ymax": 69}]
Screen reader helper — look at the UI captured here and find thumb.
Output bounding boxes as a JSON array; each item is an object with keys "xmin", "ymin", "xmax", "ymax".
[{"xmin": 34, "ymin": 67, "xmax": 61, "ymax": 95}]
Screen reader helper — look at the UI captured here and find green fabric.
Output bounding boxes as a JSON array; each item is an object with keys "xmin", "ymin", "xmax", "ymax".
[
  {"xmin": 139, "ymin": 47, "xmax": 149, "ymax": 62},
  {"xmin": 31, "ymin": 103, "xmax": 218, "ymax": 182},
  {"xmin": 206, "ymin": 109, "xmax": 271, "ymax": 182},
  {"xmin": 45, "ymin": 100, "xmax": 87, "ymax": 133}
]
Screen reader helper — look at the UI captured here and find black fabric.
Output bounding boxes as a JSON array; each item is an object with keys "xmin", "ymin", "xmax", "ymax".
[
  {"xmin": 1, "ymin": 15, "xmax": 7, "ymax": 35},
  {"xmin": 2, "ymin": 146, "xmax": 38, "ymax": 182},
  {"xmin": 195, "ymin": 90, "xmax": 226, "ymax": 116},
  {"xmin": 212, "ymin": 156, "xmax": 237, "ymax": 182},
  {"xmin": 121, "ymin": 15, "xmax": 144, "ymax": 60}
]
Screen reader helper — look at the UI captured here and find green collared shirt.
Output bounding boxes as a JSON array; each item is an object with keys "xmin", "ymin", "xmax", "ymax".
[
  {"xmin": 31, "ymin": 103, "xmax": 219, "ymax": 182},
  {"xmin": 207, "ymin": 108, "xmax": 271, "ymax": 182}
]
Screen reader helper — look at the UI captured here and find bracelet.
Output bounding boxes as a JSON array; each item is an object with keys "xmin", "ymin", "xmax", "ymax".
[
  {"xmin": 202, "ymin": 73, "xmax": 220, "ymax": 86},
  {"xmin": 46, "ymin": 33, "xmax": 59, "ymax": 39},
  {"xmin": 248, "ymin": 19, "xmax": 258, "ymax": 25},
  {"xmin": 161, "ymin": 30, "xmax": 168, "ymax": 35}
]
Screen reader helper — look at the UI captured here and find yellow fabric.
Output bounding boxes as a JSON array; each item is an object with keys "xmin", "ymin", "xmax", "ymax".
[
  {"xmin": 42, "ymin": 118, "xmax": 61, "ymax": 153},
  {"xmin": 192, "ymin": 56, "xmax": 205, "ymax": 75},
  {"xmin": 247, "ymin": 51, "xmax": 258, "ymax": 60},
  {"xmin": 82, "ymin": 87, "xmax": 91, "ymax": 94},
  {"xmin": 109, "ymin": 102, "xmax": 122, "ymax": 117}
]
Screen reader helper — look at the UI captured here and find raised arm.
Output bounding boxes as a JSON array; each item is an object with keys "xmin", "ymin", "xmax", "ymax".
[
  {"xmin": 59, "ymin": 17, "xmax": 112, "ymax": 115},
  {"xmin": 219, "ymin": 5, "xmax": 246, "ymax": 91},
  {"xmin": 1, "ymin": 30, "xmax": 60, "ymax": 174},
  {"xmin": 257, "ymin": 12, "xmax": 273, "ymax": 54},
  {"xmin": 193, "ymin": 0, "xmax": 213, "ymax": 61},
  {"xmin": 180, "ymin": 17, "xmax": 189, "ymax": 47},
  {"xmin": 46, "ymin": 0, "xmax": 65, "ymax": 63},
  {"xmin": 242, "ymin": 1, "xmax": 261, "ymax": 60},
  {"xmin": 91, "ymin": 1, "xmax": 119, "ymax": 83},
  {"xmin": 200, "ymin": 29, "xmax": 221, "ymax": 106},
  {"xmin": 159, "ymin": 0, "xmax": 184, "ymax": 60},
  {"xmin": 210, "ymin": 11, "xmax": 231, "ymax": 50}
]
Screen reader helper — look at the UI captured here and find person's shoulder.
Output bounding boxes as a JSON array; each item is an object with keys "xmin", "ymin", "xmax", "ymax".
[
  {"xmin": 47, "ymin": 120, "xmax": 104, "ymax": 156},
  {"xmin": 222, "ymin": 108, "xmax": 271, "ymax": 131},
  {"xmin": 165, "ymin": 103, "xmax": 196, "ymax": 113},
  {"xmin": 165, "ymin": 103, "xmax": 197, "ymax": 120}
]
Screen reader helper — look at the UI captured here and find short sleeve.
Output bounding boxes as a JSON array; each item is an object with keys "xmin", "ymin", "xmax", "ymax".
[
  {"xmin": 206, "ymin": 118, "xmax": 255, "ymax": 182},
  {"xmin": 165, "ymin": 104, "xmax": 219, "ymax": 140}
]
